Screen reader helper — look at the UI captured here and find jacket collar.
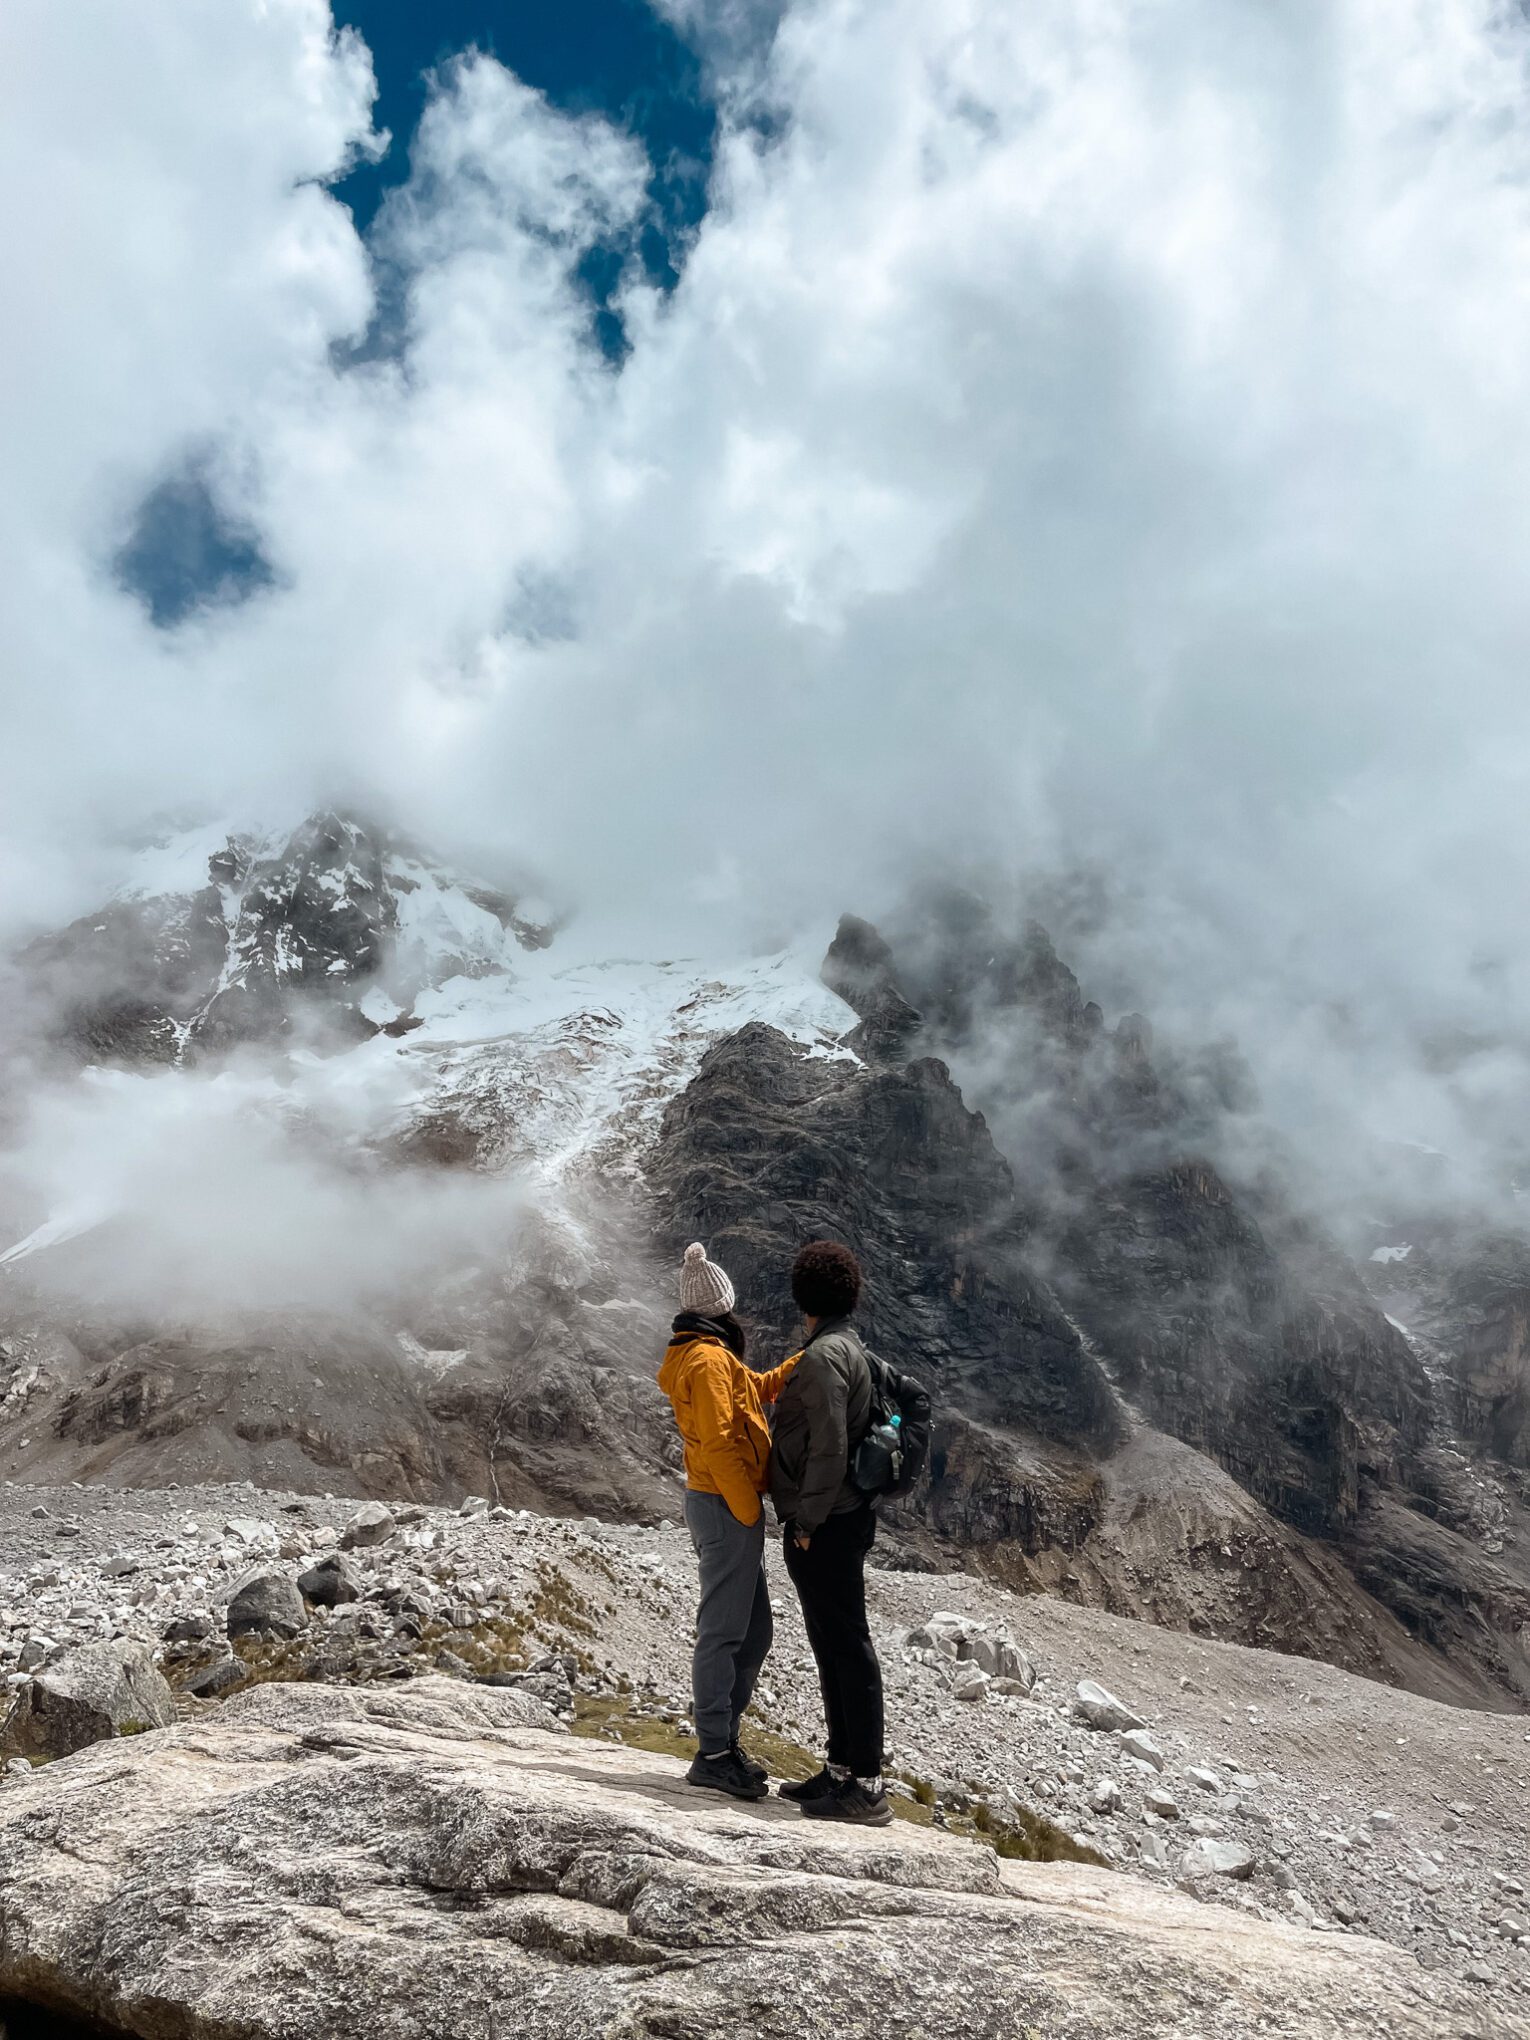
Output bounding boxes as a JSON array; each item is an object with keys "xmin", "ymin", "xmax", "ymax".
[
  {"xmin": 802, "ymin": 1315, "xmax": 856, "ymax": 1350},
  {"xmin": 670, "ymin": 1310, "xmax": 745, "ymax": 1358}
]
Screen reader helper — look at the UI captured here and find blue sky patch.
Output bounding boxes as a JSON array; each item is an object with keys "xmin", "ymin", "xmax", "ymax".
[
  {"xmin": 332, "ymin": 0, "xmax": 716, "ymax": 336},
  {"xmin": 114, "ymin": 461, "xmax": 276, "ymax": 629}
]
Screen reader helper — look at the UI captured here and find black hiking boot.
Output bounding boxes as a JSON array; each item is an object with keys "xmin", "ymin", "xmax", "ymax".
[
  {"xmin": 731, "ymin": 1738, "xmax": 768, "ymax": 1785},
  {"xmin": 686, "ymin": 1748, "xmax": 768, "ymax": 1801},
  {"xmin": 778, "ymin": 1765, "xmax": 840, "ymax": 1804},
  {"xmin": 798, "ymin": 1777, "xmax": 893, "ymax": 1826}
]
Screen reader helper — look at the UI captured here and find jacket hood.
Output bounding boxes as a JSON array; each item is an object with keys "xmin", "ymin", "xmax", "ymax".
[{"xmin": 669, "ymin": 1310, "xmax": 745, "ymax": 1353}]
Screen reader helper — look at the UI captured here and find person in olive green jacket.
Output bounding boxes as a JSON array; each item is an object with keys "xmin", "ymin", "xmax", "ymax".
[
  {"xmin": 769, "ymin": 1239, "xmax": 891, "ymax": 1827},
  {"xmin": 658, "ymin": 1243, "xmax": 798, "ymax": 1802}
]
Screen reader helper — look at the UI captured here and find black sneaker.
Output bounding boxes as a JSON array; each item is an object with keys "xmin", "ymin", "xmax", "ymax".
[
  {"xmin": 778, "ymin": 1766, "xmax": 841, "ymax": 1804},
  {"xmin": 686, "ymin": 1749, "xmax": 767, "ymax": 1801},
  {"xmin": 799, "ymin": 1777, "xmax": 893, "ymax": 1826},
  {"xmin": 731, "ymin": 1739, "xmax": 768, "ymax": 1785}
]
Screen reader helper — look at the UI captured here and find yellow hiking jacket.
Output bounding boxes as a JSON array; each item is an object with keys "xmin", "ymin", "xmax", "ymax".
[{"xmin": 657, "ymin": 1327, "xmax": 799, "ymax": 1526}]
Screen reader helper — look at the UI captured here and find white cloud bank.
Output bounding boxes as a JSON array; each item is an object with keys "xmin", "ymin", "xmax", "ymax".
[{"xmin": 4, "ymin": 0, "xmax": 1530, "ymax": 1192}]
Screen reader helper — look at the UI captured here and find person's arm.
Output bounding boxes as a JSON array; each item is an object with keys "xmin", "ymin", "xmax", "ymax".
[
  {"xmin": 791, "ymin": 1350, "xmax": 848, "ymax": 1539},
  {"xmin": 753, "ymin": 1351, "xmax": 801, "ymax": 1403},
  {"xmin": 689, "ymin": 1351, "xmax": 763, "ymax": 1525}
]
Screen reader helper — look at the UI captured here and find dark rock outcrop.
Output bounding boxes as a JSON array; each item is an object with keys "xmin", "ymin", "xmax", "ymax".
[
  {"xmin": 821, "ymin": 913, "xmax": 923, "ymax": 1061},
  {"xmin": 650, "ymin": 1020, "xmax": 1122, "ymax": 1455},
  {"xmin": 854, "ymin": 896, "xmax": 1530, "ymax": 1703}
]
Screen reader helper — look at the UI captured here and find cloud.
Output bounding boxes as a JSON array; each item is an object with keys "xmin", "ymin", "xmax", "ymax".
[
  {"xmin": 0, "ymin": 1050, "xmax": 527, "ymax": 1317},
  {"xmin": 4, "ymin": 0, "xmax": 1530, "ymax": 1198}
]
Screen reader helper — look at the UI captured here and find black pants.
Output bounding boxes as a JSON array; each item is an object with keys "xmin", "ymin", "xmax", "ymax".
[{"xmin": 783, "ymin": 1505, "xmax": 884, "ymax": 1779}]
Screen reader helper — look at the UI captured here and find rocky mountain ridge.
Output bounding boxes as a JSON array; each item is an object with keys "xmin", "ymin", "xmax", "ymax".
[
  {"xmin": 1, "ymin": 813, "xmax": 1527, "ymax": 1713},
  {"xmin": 15, "ymin": 812, "xmax": 552, "ymax": 1068}
]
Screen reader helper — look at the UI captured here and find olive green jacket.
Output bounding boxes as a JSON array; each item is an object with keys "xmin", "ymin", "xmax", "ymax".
[{"xmin": 768, "ymin": 1318, "xmax": 873, "ymax": 1535}]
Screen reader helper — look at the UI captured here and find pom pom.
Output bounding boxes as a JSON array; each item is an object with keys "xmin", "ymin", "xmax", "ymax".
[{"xmin": 684, "ymin": 1242, "xmax": 706, "ymax": 1264}]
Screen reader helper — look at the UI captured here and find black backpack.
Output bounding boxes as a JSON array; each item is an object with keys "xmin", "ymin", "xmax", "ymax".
[{"xmin": 851, "ymin": 1351, "xmax": 932, "ymax": 1501}]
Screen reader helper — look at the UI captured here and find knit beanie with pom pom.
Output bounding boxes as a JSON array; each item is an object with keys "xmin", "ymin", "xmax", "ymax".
[{"xmin": 679, "ymin": 1241, "xmax": 736, "ymax": 1315}]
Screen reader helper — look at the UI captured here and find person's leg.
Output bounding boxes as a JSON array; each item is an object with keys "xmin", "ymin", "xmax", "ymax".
[
  {"xmin": 728, "ymin": 1562, "xmax": 774, "ymax": 1744},
  {"xmin": 795, "ymin": 1509, "xmax": 883, "ymax": 1781},
  {"xmin": 835, "ymin": 1506, "xmax": 884, "ymax": 1781},
  {"xmin": 784, "ymin": 1526, "xmax": 849, "ymax": 1770},
  {"xmin": 684, "ymin": 1493, "xmax": 765, "ymax": 1756}
]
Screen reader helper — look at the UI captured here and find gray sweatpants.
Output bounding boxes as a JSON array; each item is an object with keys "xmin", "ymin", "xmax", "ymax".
[{"xmin": 683, "ymin": 1490, "xmax": 773, "ymax": 1755}]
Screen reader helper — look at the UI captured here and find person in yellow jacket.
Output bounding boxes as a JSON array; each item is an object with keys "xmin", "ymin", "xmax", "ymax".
[{"xmin": 657, "ymin": 1242, "xmax": 798, "ymax": 1801}]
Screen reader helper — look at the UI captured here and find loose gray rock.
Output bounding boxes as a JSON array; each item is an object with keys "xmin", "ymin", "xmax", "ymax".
[
  {"xmin": 0, "ymin": 1640, "xmax": 174, "ymax": 1761},
  {"xmin": 296, "ymin": 1552, "xmax": 362, "ymax": 1608},
  {"xmin": 1182, "ymin": 1839, "xmax": 1257, "ymax": 1881},
  {"xmin": 339, "ymin": 1502, "xmax": 396, "ymax": 1550},
  {"xmin": 1118, "ymin": 1727, "xmax": 1167, "ymax": 1771},
  {"xmin": 478, "ymin": 1668, "xmax": 574, "ymax": 1714},
  {"xmin": 226, "ymin": 1571, "xmax": 306, "ymax": 1641},
  {"xmin": 162, "ymin": 1612, "xmax": 215, "ymax": 1644},
  {"xmin": 1145, "ymin": 1787, "xmax": 1180, "ymax": 1821},
  {"xmin": 184, "ymin": 1657, "xmax": 244, "ymax": 1699},
  {"xmin": 1074, "ymin": 1679, "xmax": 1145, "ymax": 1732},
  {"xmin": 971, "ymin": 1630, "xmax": 1035, "ymax": 1688}
]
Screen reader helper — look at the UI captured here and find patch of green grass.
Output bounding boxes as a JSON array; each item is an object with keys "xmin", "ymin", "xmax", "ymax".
[
  {"xmin": 955, "ymin": 1790, "xmax": 1106, "ymax": 1866},
  {"xmin": 896, "ymin": 1770, "xmax": 937, "ymax": 1808},
  {"xmin": 570, "ymin": 1702, "xmax": 1101, "ymax": 1864},
  {"xmin": 224, "ymin": 1634, "xmax": 312, "ymax": 1687},
  {"xmin": 529, "ymin": 1563, "xmax": 598, "ymax": 1640}
]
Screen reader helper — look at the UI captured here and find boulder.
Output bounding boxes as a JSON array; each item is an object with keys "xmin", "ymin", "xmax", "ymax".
[
  {"xmin": 162, "ymin": 1611, "xmax": 215, "ymax": 1644},
  {"xmin": 1182, "ymin": 1839, "xmax": 1257, "ymax": 1881},
  {"xmin": 907, "ymin": 1615, "xmax": 1036, "ymax": 1692},
  {"xmin": 184, "ymin": 1657, "xmax": 244, "ymax": 1699},
  {"xmin": 296, "ymin": 1552, "xmax": 362, "ymax": 1608},
  {"xmin": 1118, "ymin": 1728, "xmax": 1167, "ymax": 1771},
  {"xmin": 1074, "ymin": 1679, "xmax": 1145, "ymax": 1732},
  {"xmin": 339, "ymin": 1502, "xmax": 396, "ymax": 1550},
  {"xmin": 226, "ymin": 1571, "xmax": 306, "ymax": 1641},
  {"xmin": 971, "ymin": 1629, "xmax": 1035, "ymax": 1689},
  {"xmin": 907, "ymin": 1611, "xmax": 968, "ymax": 1657},
  {"xmin": 0, "ymin": 1677, "xmax": 1482, "ymax": 2040},
  {"xmin": 0, "ymin": 1640, "xmax": 174, "ymax": 1761}
]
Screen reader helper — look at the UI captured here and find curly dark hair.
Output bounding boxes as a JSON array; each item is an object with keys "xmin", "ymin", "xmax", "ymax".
[{"xmin": 791, "ymin": 1239, "xmax": 862, "ymax": 1320}]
